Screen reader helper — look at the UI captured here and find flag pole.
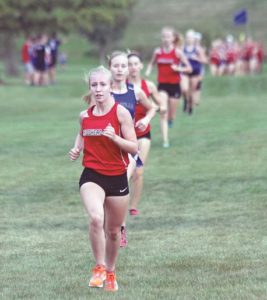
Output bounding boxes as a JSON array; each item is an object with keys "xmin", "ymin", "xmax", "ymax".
[{"xmin": 245, "ymin": 11, "xmax": 250, "ymax": 38}]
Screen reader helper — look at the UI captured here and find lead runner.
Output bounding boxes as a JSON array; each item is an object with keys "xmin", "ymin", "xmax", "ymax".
[{"xmin": 69, "ymin": 66, "xmax": 138, "ymax": 292}]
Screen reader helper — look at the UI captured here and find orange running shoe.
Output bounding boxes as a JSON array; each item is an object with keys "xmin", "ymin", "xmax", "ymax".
[
  {"xmin": 104, "ymin": 271, "xmax": 118, "ymax": 292},
  {"xmin": 89, "ymin": 265, "xmax": 106, "ymax": 288}
]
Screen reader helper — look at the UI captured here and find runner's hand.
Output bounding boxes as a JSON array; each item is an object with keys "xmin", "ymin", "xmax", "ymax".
[
  {"xmin": 69, "ymin": 148, "xmax": 81, "ymax": 161},
  {"xmin": 102, "ymin": 123, "xmax": 116, "ymax": 140},
  {"xmin": 135, "ymin": 118, "xmax": 148, "ymax": 132}
]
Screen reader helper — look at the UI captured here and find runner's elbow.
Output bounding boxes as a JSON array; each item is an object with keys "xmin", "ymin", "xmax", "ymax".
[{"xmin": 130, "ymin": 142, "xmax": 138, "ymax": 155}]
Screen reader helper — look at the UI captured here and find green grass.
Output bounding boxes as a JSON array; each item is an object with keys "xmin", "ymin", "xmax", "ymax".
[
  {"xmin": 11, "ymin": 0, "xmax": 267, "ymax": 68},
  {"xmin": 1, "ymin": 63, "xmax": 267, "ymax": 299},
  {"xmin": 59, "ymin": 0, "xmax": 267, "ymax": 63},
  {"xmin": 124, "ymin": 0, "xmax": 267, "ymax": 51}
]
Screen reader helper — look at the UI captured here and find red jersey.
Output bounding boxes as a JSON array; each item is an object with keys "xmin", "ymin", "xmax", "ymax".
[
  {"xmin": 226, "ymin": 47, "xmax": 236, "ymax": 64},
  {"xmin": 21, "ymin": 42, "xmax": 30, "ymax": 63},
  {"xmin": 257, "ymin": 44, "xmax": 264, "ymax": 63},
  {"xmin": 135, "ymin": 79, "xmax": 151, "ymax": 138},
  {"xmin": 242, "ymin": 42, "xmax": 254, "ymax": 60},
  {"xmin": 155, "ymin": 47, "xmax": 181, "ymax": 84},
  {"xmin": 81, "ymin": 103, "xmax": 129, "ymax": 176},
  {"xmin": 209, "ymin": 49, "xmax": 221, "ymax": 65}
]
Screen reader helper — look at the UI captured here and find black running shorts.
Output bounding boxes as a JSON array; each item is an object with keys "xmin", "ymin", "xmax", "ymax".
[
  {"xmin": 79, "ymin": 168, "xmax": 129, "ymax": 196},
  {"xmin": 137, "ymin": 131, "xmax": 151, "ymax": 140},
  {"xmin": 158, "ymin": 83, "xmax": 181, "ymax": 99}
]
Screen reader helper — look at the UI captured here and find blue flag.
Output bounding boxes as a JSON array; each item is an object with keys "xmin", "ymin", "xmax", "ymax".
[{"xmin": 233, "ymin": 9, "xmax": 248, "ymax": 25}]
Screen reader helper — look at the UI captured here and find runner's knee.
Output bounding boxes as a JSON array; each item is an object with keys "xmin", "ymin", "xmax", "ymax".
[
  {"xmin": 105, "ymin": 229, "xmax": 120, "ymax": 241},
  {"xmin": 90, "ymin": 214, "xmax": 104, "ymax": 230}
]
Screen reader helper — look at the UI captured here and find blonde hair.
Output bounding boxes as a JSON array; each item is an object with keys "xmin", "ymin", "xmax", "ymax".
[
  {"xmin": 83, "ymin": 65, "xmax": 112, "ymax": 105},
  {"xmin": 107, "ymin": 51, "xmax": 128, "ymax": 67},
  {"xmin": 161, "ymin": 26, "xmax": 175, "ymax": 35}
]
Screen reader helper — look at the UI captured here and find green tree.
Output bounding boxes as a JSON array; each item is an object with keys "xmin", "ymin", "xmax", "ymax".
[
  {"xmin": 0, "ymin": 0, "xmax": 135, "ymax": 75},
  {"xmin": 0, "ymin": 0, "xmax": 78, "ymax": 75},
  {"xmin": 78, "ymin": 0, "xmax": 135, "ymax": 62}
]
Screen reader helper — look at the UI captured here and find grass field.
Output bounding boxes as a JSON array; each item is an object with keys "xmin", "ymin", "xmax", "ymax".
[
  {"xmin": 1, "ymin": 62, "xmax": 267, "ymax": 300},
  {"xmin": 124, "ymin": 0, "xmax": 267, "ymax": 50},
  {"xmin": 30, "ymin": 0, "xmax": 267, "ymax": 66}
]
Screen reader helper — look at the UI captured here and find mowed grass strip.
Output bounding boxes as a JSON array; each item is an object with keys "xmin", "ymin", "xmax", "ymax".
[{"xmin": 1, "ymin": 65, "xmax": 267, "ymax": 299}]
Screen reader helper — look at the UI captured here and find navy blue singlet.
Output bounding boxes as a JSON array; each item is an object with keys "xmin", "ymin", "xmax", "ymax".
[
  {"xmin": 183, "ymin": 46, "xmax": 202, "ymax": 76},
  {"xmin": 112, "ymin": 83, "xmax": 143, "ymax": 167},
  {"xmin": 112, "ymin": 83, "xmax": 136, "ymax": 119}
]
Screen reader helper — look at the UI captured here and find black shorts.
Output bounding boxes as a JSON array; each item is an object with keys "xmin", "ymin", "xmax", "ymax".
[
  {"xmin": 137, "ymin": 131, "xmax": 151, "ymax": 140},
  {"xmin": 79, "ymin": 168, "xmax": 129, "ymax": 197},
  {"xmin": 34, "ymin": 62, "xmax": 47, "ymax": 72},
  {"xmin": 158, "ymin": 83, "xmax": 181, "ymax": 99},
  {"xmin": 49, "ymin": 53, "xmax": 57, "ymax": 68},
  {"xmin": 188, "ymin": 68, "xmax": 202, "ymax": 77}
]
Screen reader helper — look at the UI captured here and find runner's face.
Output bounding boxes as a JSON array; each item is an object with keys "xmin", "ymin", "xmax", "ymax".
[
  {"xmin": 128, "ymin": 56, "xmax": 143, "ymax": 77},
  {"xmin": 110, "ymin": 55, "xmax": 129, "ymax": 82},
  {"xmin": 90, "ymin": 72, "xmax": 111, "ymax": 103},
  {"xmin": 186, "ymin": 35, "xmax": 195, "ymax": 46},
  {"xmin": 161, "ymin": 30, "xmax": 174, "ymax": 47}
]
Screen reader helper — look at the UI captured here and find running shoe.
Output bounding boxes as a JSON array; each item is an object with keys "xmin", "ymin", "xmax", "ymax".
[
  {"xmin": 168, "ymin": 120, "xmax": 173, "ymax": 128},
  {"xmin": 104, "ymin": 271, "xmax": 118, "ymax": 292},
  {"xmin": 120, "ymin": 226, "xmax": 128, "ymax": 248},
  {"xmin": 89, "ymin": 264, "xmax": 106, "ymax": 288},
  {"xmin": 129, "ymin": 208, "xmax": 139, "ymax": 216},
  {"xmin": 183, "ymin": 98, "xmax": 187, "ymax": 112},
  {"xmin": 163, "ymin": 141, "xmax": 170, "ymax": 148},
  {"xmin": 188, "ymin": 107, "xmax": 193, "ymax": 115}
]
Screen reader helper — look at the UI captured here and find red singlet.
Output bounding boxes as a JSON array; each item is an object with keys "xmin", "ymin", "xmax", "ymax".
[
  {"xmin": 226, "ymin": 47, "xmax": 237, "ymax": 64},
  {"xmin": 135, "ymin": 79, "xmax": 151, "ymax": 138},
  {"xmin": 257, "ymin": 45, "xmax": 264, "ymax": 63},
  {"xmin": 81, "ymin": 103, "xmax": 129, "ymax": 176},
  {"xmin": 210, "ymin": 49, "xmax": 221, "ymax": 65},
  {"xmin": 242, "ymin": 42, "xmax": 254, "ymax": 60},
  {"xmin": 155, "ymin": 48, "xmax": 181, "ymax": 84},
  {"xmin": 21, "ymin": 42, "xmax": 30, "ymax": 63}
]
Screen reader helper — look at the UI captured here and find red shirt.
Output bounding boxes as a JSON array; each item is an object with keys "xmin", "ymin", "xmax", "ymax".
[
  {"xmin": 209, "ymin": 49, "xmax": 221, "ymax": 65},
  {"xmin": 257, "ymin": 45, "xmax": 264, "ymax": 63},
  {"xmin": 155, "ymin": 48, "xmax": 181, "ymax": 84},
  {"xmin": 242, "ymin": 42, "xmax": 254, "ymax": 60},
  {"xmin": 226, "ymin": 47, "xmax": 237, "ymax": 64},
  {"xmin": 82, "ymin": 103, "xmax": 129, "ymax": 176},
  {"xmin": 21, "ymin": 42, "xmax": 30, "ymax": 63},
  {"xmin": 135, "ymin": 79, "xmax": 151, "ymax": 138}
]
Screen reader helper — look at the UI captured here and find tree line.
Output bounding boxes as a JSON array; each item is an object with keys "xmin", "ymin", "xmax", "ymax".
[{"xmin": 0, "ymin": 0, "xmax": 134, "ymax": 75}]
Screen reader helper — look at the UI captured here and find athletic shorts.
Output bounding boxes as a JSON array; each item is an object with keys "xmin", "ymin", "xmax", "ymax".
[
  {"xmin": 188, "ymin": 61, "xmax": 202, "ymax": 77},
  {"xmin": 24, "ymin": 62, "xmax": 34, "ymax": 74},
  {"xmin": 35, "ymin": 62, "xmax": 47, "ymax": 72},
  {"xmin": 158, "ymin": 83, "xmax": 181, "ymax": 99},
  {"xmin": 49, "ymin": 53, "xmax": 57, "ymax": 68},
  {"xmin": 79, "ymin": 168, "xmax": 129, "ymax": 196},
  {"xmin": 188, "ymin": 66, "xmax": 202, "ymax": 77},
  {"xmin": 137, "ymin": 131, "xmax": 151, "ymax": 140}
]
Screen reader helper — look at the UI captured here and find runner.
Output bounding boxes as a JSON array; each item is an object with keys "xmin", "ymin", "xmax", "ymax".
[
  {"xmin": 127, "ymin": 51, "xmax": 166, "ymax": 216},
  {"xmin": 21, "ymin": 36, "xmax": 34, "ymax": 85},
  {"xmin": 69, "ymin": 66, "xmax": 138, "ymax": 292},
  {"xmin": 145, "ymin": 26, "xmax": 191, "ymax": 133},
  {"xmin": 182, "ymin": 29, "xmax": 208, "ymax": 114},
  {"xmin": 47, "ymin": 32, "xmax": 61, "ymax": 84},
  {"xmin": 108, "ymin": 51, "xmax": 157, "ymax": 247}
]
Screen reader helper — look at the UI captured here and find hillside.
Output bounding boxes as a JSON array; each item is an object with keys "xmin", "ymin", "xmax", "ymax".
[
  {"xmin": 13, "ymin": 0, "xmax": 267, "ymax": 66},
  {"xmin": 122, "ymin": 0, "xmax": 267, "ymax": 51}
]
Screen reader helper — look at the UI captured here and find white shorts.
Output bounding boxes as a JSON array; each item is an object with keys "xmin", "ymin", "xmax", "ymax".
[{"xmin": 24, "ymin": 62, "xmax": 34, "ymax": 74}]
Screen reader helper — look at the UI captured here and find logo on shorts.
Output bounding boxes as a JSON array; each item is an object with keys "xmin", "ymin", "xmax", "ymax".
[{"xmin": 120, "ymin": 187, "xmax": 128, "ymax": 193}]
